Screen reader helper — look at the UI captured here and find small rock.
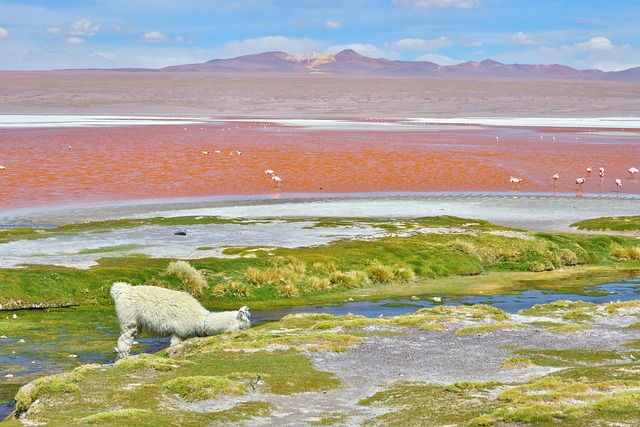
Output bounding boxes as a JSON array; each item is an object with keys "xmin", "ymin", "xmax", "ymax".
[
  {"xmin": 410, "ymin": 296, "xmax": 420, "ymax": 301},
  {"xmin": 18, "ymin": 339, "xmax": 25, "ymax": 343},
  {"xmin": 0, "ymin": 335, "xmax": 7, "ymax": 340},
  {"xmin": 432, "ymin": 296, "xmax": 442, "ymax": 302},
  {"xmin": 174, "ymin": 230, "xmax": 187, "ymax": 236},
  {"xmin": 4, "ymin": 374, "xmax": 14, "ymax": 379}
]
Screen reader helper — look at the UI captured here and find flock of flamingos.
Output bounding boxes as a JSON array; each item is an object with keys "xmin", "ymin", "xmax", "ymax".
[{"xmin": 510, "ymin": 166, "xmax": 639, "ymax": 193}]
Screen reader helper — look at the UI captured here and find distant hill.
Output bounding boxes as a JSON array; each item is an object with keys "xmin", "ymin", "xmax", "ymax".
[{"xmin": 159, "ymin": 49, "xmax": 640, "ymax": 82}]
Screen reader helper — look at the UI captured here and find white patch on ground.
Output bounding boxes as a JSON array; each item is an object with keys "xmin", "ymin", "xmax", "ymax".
[{"xmin": 0, "ymin": 221, "xmax": 382, "ymax": 269}]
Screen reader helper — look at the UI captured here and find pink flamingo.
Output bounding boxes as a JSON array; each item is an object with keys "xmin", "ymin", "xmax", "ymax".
[
  {"xmin": 552, "ymin": 173, "xmax": 559, "ymax": 185},
  {"xmin": 576, "ymin": 177, "xmax": 585, "ymax": 188},
  {"xmin": 586, "ymin": 167, "xmax": 592, "ymax": 174},
  {"xmin": 509, "ymin": 176, "xmax": 524, "ymax": 189},
  {"xmin": 272, "ymin": 175, "xmax": 283, "ymax": 187},
  {"xmin": 628, "ymin": 167, "xmax": 639, "ymax": 176},
  {"xmin": 264, "ymin": 169, "xmax": 275, "ymax": 176},
  {"xmin": 615, "ymin": 178, "xmax": 622, "ymax": 191}
]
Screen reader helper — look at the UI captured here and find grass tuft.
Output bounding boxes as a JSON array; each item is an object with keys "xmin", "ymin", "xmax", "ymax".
[{"xmin": 164, "ymin": 260, "xmax": 207, "ymax": 296}]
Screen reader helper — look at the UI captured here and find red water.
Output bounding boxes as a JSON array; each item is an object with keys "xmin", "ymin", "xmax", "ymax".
[{"xmin": 1, "ymin": 121, "xmax": 639, "ymax": 210}]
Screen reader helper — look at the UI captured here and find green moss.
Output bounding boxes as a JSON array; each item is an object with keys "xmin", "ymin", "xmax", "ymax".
[
  {"xmin": 14, "ymin": 370, "xmax": 83, "ymax": 415},
  {"xmin": 500, "ymin": 357, "xmax": 535, "ymax": 370},
  {"xmin": 572, "ymin": 215, "xmax": 640, "ymax": 232},
  {"xmin": 77, "ymin": 244, "xmax": 145, "ymax": 254},
  {"xmin": 114, "ymin": 354, "xmax": 195, "ymax": 372},
  {"xmin": 360, "ymin": 381, "xmax": 501, "ymax": 426},
  {"xmin": 163, "ymin": 375, "xmax": 248, "ymax": 401},
  {"xmin": 542, "ymin": 324, "xmax": 593, "ymax": 333},
  {"xmin": 308, "ymin": 414, "xmax": 349, "ymax": 425},
  {"xmin": 77, "ymin": 409, "xmax": 154, "ymax": 425},
  {"xmin": 455, "ymin": 323, "xmax": 523, "ymax": 337},
  {"xmin": 514, "ymin": 349, "xmax": 627, "ymax": 367}
]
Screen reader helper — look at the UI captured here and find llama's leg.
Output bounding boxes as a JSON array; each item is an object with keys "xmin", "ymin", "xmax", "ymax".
[
  {"xmin": 169, "ymin": 335, "xmax": 182, "ymax": 347},
  {"xmin": 115, "ymin": 324, "xmax": 138, "ymax": 358}
]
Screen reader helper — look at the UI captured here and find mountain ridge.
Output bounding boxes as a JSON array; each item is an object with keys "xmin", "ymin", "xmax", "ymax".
[{"xmin": 155, "ymin": 49, "xmax": 639, "ymax": 81}]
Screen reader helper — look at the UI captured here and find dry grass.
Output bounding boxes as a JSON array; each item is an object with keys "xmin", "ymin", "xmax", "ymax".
[{"xmin": 164, "ymin": 260, "xmax": 207, "ymax": 296}]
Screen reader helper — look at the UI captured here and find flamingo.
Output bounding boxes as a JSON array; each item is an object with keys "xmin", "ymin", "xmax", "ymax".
[
  {"xmin": 615, "ymin": 178, "xmax": 623, "ymax": 191},
  {"xmin": 628, "ymin": 167, "xmax": 639, "ymax": 176},
  {"xmin": 599, "ymin": 170, "xmax": 605, "ymax": 180},
  {"xmin": 576, "ymin": 177, "xmax": 585, "ymax": 187},
  {"xmin": 272, "ymin": 175, "xmax": 283, "ymax": 187},
  {"xmin": 599, "ymin": 166, "xmax": 605, "ymax": 174},
  {"xmin": 552, "ymin": 173, "xmax": 559, "ymax": 182},
  {"xmin": 586, "ymin": 167, "xmax": 592, "ymax": 174},
  {"xmin": 510, "ymin": 176, "xmax": 524, "ymax": 189},
  {"xmin": 201, "ymin": 150, "xmax": 209, "ymax": 155},
  {"xmin": 264, "ymin": 169, "xmax": 275, "ymax": 176}
]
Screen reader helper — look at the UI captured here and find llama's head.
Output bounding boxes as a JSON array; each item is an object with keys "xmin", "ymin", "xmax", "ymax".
[{"xmin": 237, "ymin": 306, "xmax": 251, "ymax": 328}]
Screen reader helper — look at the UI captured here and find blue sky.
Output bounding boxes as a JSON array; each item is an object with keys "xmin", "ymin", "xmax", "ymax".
[{"xmin": 1, "ymin": 0, "xmax": 639, "ymax": 71}]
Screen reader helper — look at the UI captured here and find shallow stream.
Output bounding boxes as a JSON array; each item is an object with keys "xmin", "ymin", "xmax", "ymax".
[{"xmin": 1, "ymin": 275, "xmax": 640, "ymax": 420}]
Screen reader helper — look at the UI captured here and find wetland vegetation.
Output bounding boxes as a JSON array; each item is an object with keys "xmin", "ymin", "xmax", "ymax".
[{"xmin": 1, "ymin": 214, "xmax": 640, "ymax": 425}]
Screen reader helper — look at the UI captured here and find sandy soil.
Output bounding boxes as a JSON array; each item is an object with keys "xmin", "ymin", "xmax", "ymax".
[{"xmin": 2, "ymin": 72, "xmax": 640, "ymax": 118}]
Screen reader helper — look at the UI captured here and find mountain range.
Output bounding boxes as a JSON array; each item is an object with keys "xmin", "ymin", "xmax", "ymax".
[{"xmin": 157, "ymin": 49, "xmax": 640, "ymax": 82}]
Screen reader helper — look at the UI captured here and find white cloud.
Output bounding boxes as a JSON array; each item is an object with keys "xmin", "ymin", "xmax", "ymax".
[
  {"xmin": 574, "ymin": 36, "xmax": 615, "ymax": 52},
  {"xmin": 494, "ymin": 37, "xmax": 639, "ymax": 71},
  {"xmin": 415, "ymin": 53, "xmax": 461, "ymax": 65},
  {"xmin": 142, "ymin": 31, "xmax": 168, "ymax": 43},
  {"xmin": 324, "ymin": 20, "xmax": 342, "ymax": 29},
  {"xmin": 66, "ymin": 37, "xmax": 85, "ymax": 45},
  {"xmin": 220, "ymin": 36, "xmax": 325, "ymax": 57},
  {"xmin": 47, "ymin": 27, "xmax": 63, "ymax": 35},
  {"xmin": 392, "ymin": 0, "xmax": 480, "ymax": 9},
  {"xmin": 389, "ymin": 36, "xmax": 454, "ymax": 51},
  {"xmin": 507, "ymin": 32, "xmax": 544, "ymax": 46},
  {"xmin": 175, "ymin": 35, "xmax": 184, "ymax": 43},
  {"xmin": 69, "ymin": 18, "xmax": 101, "ymax": 36},
  {"xmin": 92, "ymin": 51, "xmax": 117, "ymax": 61},
  {"xmin": 0, "ymin": 27, "xmax": 8, "ymax": 39}
]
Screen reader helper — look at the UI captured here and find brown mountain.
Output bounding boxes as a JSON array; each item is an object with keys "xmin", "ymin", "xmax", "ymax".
[{"xmin": 160, "ymin": 49, "xmax": 639, "ymax": 82}]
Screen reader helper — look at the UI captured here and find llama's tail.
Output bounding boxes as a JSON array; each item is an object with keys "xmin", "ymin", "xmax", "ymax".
[{"xmin": 110, "ymin": 281, "xmax": 131, "ymax": 301}]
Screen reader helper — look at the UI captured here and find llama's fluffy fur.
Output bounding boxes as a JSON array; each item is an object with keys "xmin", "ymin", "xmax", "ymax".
[{"xmin": 110, "ymin": 281, "xmax": 251, "ymax": 358}]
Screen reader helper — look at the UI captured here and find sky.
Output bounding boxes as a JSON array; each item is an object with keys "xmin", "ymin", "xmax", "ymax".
[{"xmin": 1, "ymin": 0, "xmax": 639, "ymax": 71}]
